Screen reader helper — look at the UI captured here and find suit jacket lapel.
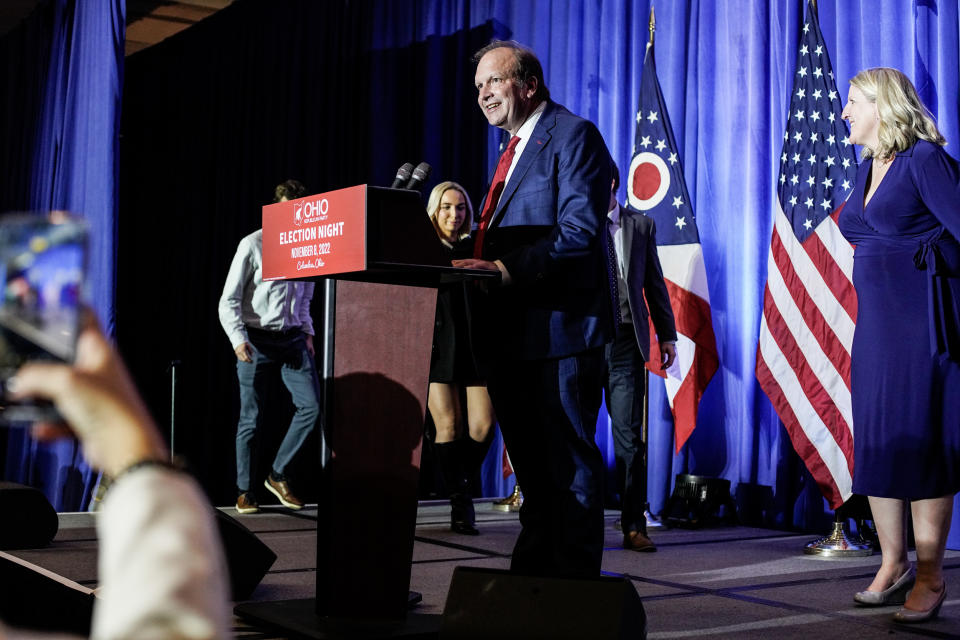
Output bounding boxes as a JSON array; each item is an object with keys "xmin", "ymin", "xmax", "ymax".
[
  {"xmin": 620, "ymin": 206, "xmax": 635, "ymax": 281},
  {"xmin": 490, "ymin": 102, "xmax": 556, "ymax": 228}
]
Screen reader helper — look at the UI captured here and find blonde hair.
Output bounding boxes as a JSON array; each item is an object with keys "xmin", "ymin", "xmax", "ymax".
[
  {"xmin": 849, "ymin": 67, "xmax": 946, "ymax": 161},
  {"xmin": 426, "ymin": 181, "xmax": 474, "ymax": 241}
]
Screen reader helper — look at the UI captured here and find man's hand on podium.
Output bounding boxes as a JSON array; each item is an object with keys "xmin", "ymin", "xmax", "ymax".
[
  {"xmin": 452, "ymin": 258, "xmax": 497, "ymax": 271},
  {"xmin": 452, "ymin": 258, "xmax": 510, "ymax": 287}
]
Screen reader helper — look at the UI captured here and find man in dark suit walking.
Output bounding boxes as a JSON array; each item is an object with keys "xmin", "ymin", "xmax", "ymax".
[
  {"xmin": 604, "ymin": 164, "xmax": 677, "ymax": 553},
  {"xmin": 453, "ymin": 40, "xmax": 613, "ymax": 577}
]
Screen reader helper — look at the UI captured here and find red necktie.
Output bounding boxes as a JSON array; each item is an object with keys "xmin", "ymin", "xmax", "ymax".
[{"xmin": 473, "ymin": 136, "xmax": 521, "ymax": 258}]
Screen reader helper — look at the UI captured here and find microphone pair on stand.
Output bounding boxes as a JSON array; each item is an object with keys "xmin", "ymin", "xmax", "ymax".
[{"xmin": 390, "ymin": 162, "xmax": 431, "ymax": 192}]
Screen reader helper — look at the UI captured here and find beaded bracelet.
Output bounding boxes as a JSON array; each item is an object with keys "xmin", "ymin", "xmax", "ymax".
[{"xmin": 111, "ymin": 456, "xmax": 186, "ymax": 484}]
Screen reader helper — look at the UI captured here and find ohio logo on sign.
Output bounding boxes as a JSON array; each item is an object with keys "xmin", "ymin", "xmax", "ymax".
[{"xmin": 293, "ymin": 198, "xmax": 329, "ymax": 226}]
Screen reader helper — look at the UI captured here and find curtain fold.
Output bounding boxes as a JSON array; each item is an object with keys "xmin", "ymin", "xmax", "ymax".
[{"xmin": 0, "ymin": 0, "xmax": 123, "ymax": 511}]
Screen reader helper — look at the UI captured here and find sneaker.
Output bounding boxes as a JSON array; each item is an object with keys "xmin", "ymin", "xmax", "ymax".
[
  {"xmin": 236, "ymin": 491, "xmax": 259, "ymax": 514},
  {"xmin": 264, "ymin": 473, "xmax": 304, "ymax": 510}
]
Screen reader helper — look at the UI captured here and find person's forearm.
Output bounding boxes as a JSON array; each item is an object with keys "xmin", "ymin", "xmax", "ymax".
[{"xmin": 93, "ymin": 469, "xmax": 230, "ymax": 640}]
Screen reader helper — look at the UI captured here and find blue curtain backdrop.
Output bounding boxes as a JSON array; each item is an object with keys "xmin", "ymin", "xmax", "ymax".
[
  {"xmin": 370, "ymin": 0, "xmax": 960, "ymax": 540},
  {"xmin": 0, "ymin": 0, "xmax": 123, "ymax": 511},
  {"xmin": 5, "ymin": 0, "xmax": 960, "ymax": 537}
]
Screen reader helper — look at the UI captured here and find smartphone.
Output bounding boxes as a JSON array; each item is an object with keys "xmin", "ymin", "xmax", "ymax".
[{"xmin": 0, "ymin": 214, "xmax": 86, "ymax": 423}]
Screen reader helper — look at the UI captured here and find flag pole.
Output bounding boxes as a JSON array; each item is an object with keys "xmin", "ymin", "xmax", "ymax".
[
  {"xmin": 640, "ymin": 2, "xmax": 662, "ymax": 530},
  {"xmin": 648, "ymin": 5, "xmax": 655, "ymax": 46}
]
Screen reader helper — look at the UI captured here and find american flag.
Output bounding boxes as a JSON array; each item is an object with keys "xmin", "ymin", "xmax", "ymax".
[
  {"xmin": 755, "ymin": 1, "xmax": 859, "ymax": 509},
  {"xmin": 628, "ymin": 40, "xmax": 718, "ymax": 453}
]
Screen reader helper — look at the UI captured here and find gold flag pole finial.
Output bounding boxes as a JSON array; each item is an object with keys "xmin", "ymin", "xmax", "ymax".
[
  {"xmin": 810, "ymin": 0, "xmax": 817, "ymax": 14},
  {"xmin": 648, "ymin": 5, "xmax": 656, "ymax": 46}
]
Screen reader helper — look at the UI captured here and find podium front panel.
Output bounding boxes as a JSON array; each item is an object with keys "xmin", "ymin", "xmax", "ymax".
[{"xmin": 316, "ymin": 280, "xmax": 436, "ymax": 619}]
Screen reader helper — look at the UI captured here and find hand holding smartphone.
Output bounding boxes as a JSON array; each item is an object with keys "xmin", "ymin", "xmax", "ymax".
[{"xmin": 0, "ymin": 213, "xmax": 86, "ymax": 423}]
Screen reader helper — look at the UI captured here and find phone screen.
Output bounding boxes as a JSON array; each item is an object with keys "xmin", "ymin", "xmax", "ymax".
[{"xmin": 0, "ymin": 214, "xmax": 86, "ymax": 421}]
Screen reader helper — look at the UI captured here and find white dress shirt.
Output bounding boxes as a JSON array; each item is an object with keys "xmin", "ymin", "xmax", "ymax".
[
  {"xmin": 218, "ymin": 229, "xmax": 315, "ymax": 349},
  {"xmin": 607, "ymin": 203, "xmax": 627, "ymax": 280},
  {"xmin": 503, "ymin": 100, "xmax": 547, "ymax": 188},
  {"xmin": 491, "ymin": 100, "xmax": 548, "ymax": 285}
]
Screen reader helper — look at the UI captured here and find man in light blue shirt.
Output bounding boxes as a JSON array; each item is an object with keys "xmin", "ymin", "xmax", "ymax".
[{"xmin": 218, "ymin": 179, "xmax": 320, "ymax": 514}]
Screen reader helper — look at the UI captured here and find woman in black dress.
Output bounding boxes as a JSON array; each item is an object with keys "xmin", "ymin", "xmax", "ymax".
[{"xmin": 426, "ymin": 181, "xmax": 495, "ymax": 535}]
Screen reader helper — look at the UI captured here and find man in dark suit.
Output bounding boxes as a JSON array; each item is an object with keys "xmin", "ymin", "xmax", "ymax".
[
  {"xmin": 453, "ymin": 40, "xmax": 613, "ymax": 577},
  {"xmin": 604, "ymin": 164, "xmax": 677, "ymax": 553}
]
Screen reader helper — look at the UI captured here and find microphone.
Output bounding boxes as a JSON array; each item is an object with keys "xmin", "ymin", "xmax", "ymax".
[
  {"xmin": 390, "ymin": 162, "xmax": 414, "ymax": 188},
  {"xmin": 405, "ymin": 162, "xmax": 432, "ymax": 192}
]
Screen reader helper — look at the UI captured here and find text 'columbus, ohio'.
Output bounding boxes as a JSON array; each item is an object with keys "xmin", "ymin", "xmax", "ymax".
[{"xmin": 278, "ymin": 221, "xmax": 346, "ymax": 246}]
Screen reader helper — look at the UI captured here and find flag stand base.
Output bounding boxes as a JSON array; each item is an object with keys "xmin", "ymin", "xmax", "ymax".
[
  {"xmin": 803, "ymin": 521, "xmax": 873, "ymax": 557},
  {"xmin": 491, "ymin": 484, "xmax": 522, "ymax": 512}
]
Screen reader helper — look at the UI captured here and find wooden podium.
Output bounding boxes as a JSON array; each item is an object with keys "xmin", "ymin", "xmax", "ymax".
[{"xmin": 234, "ymin": 185, "xmax": 496, "ymax": 637}]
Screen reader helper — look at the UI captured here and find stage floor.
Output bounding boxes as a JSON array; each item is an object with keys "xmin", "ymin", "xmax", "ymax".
[{"xmin": 8, "ymin": 501, "xmax": 960, "ymax": 638}]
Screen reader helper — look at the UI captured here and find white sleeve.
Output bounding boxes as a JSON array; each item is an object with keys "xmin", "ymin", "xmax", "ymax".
[
  {"xmin": 92, "ymin": 469, "xmax": 231, "ymax": 640},
  {"xmin": 217, "ymin": 240, "xmax": 252, "ymax": 349},
  {"xmin": 298, "ymin": 281, "xmax": 316, "ymax": 336}
]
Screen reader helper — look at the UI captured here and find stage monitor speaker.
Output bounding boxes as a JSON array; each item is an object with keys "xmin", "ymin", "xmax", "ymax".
[
  {"xmin": 440, "ymin": 566, "xmax": 646, "ymax": 639},
  {"xmin": 214, "ymin": 509, "xmax": 277, "ymax": 601},
  {"xmin": 0, "ymin": 551, "xmax": 94, "ymax": 635},
  {"xmin": 0, "ymin": 482, "xmax": 58, "ymax": 550}
]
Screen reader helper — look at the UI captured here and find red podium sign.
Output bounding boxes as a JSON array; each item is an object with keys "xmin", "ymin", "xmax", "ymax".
[{"xmin": 262, "ymin": 185, "xmax": 367, "ymax": 280}]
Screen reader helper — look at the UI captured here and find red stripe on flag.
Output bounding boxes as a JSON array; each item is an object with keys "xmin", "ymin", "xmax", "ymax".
[
  {"xmin": 756, "ymin": 350, "xmax": 845, "ymax": 508},
  {"xmin": 760, "ymin": 284, "xmax": 854, "ymax": 470},
  {"xmin": 646, "ymin": 280, "xmax": 718, "ymax": 451},
  {"xmin": 807, "ymin": 210, "xmax": 857, "ymax": 323},
  {"xmin": 770, "ymin": 230, "xmax": 852, "ymax": 390},
  {"xmin": 665, "ymin": 280, "xmax": 715, "ymax": 344},
  {"xmin": 671, "ymin": 345, "xmax": 718, "ymax": 452}
]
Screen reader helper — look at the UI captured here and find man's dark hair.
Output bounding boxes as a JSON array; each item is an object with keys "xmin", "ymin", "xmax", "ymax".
[
  {"xmin": 274, "ymin": 179, "xmax": 306, "ymax": 203},
  {"xmin": 472, "ymin": 40, "xmax": 550, "ymax": 103},
  {"xmin": 611, "ymin": 162, "xmax": 621, "ymax": 192}
]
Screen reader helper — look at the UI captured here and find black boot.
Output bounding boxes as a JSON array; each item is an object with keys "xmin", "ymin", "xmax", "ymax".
[
  {"xmin": 435, "ymin": 440, "xmax": 479, "ymax": 535},
  {"xmin": 464, "ymin": 436, "xmax": 492, "ymax": 498}
]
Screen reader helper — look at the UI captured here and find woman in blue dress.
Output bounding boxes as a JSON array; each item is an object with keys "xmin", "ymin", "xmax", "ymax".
[{"xmin": 839, "ymin": 67, "xmax": 960, "ymax": 623}]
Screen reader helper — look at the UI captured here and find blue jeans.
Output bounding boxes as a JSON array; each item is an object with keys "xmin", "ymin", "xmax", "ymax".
[{"xmin": 235, "ymin": 329, "xmax": 320, "ymax": 492}]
